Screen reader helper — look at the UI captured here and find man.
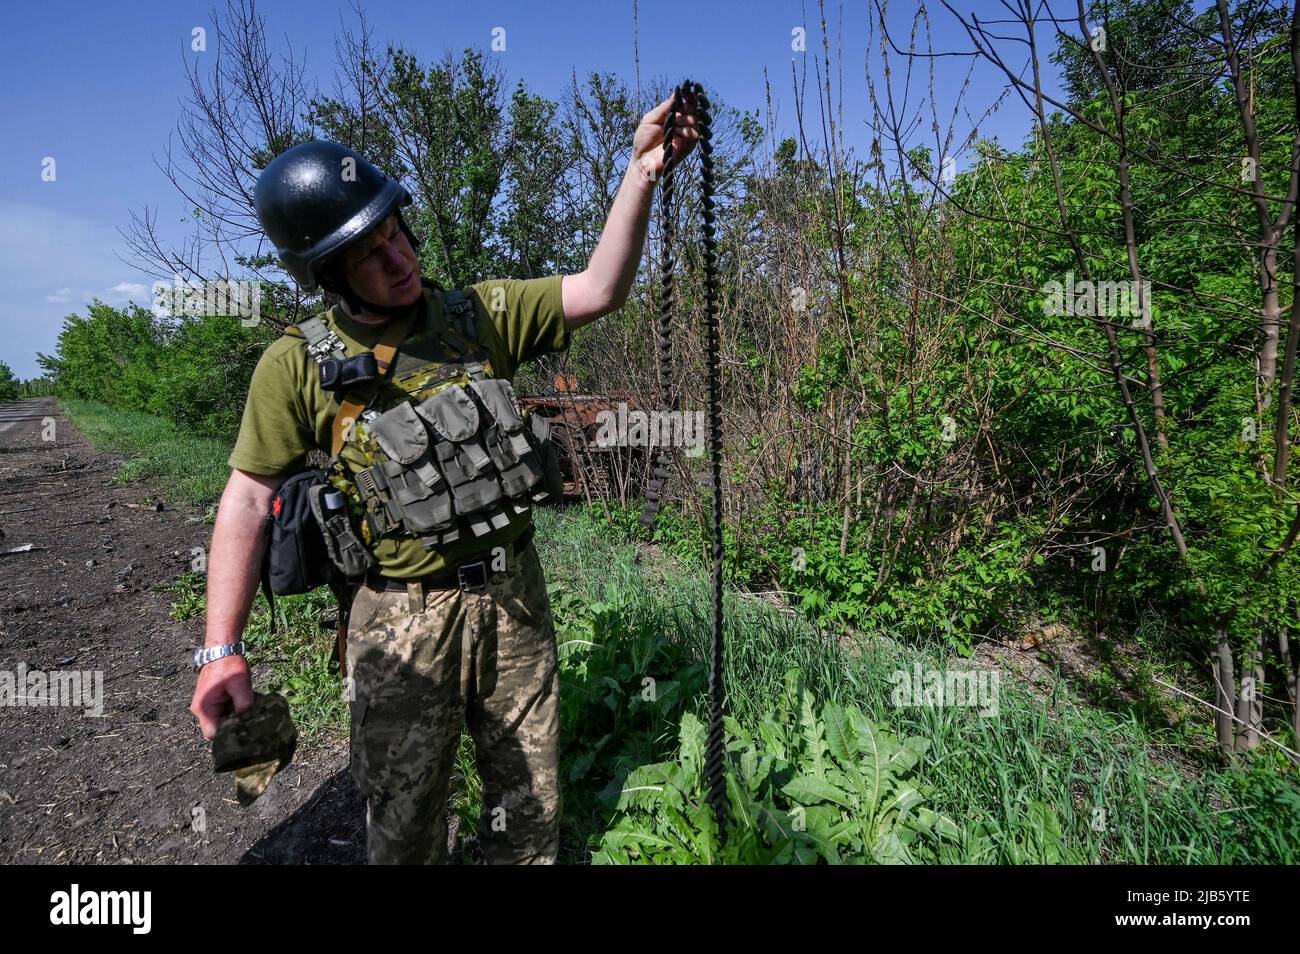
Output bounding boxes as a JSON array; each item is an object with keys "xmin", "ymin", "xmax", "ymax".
[{"xmin": 189, "ymin": 91, "xmax": 700, "ymax": 864}]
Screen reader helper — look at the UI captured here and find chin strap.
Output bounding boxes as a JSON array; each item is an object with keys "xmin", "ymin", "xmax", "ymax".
[{"xmin": 330, "ymin": 280, "xmax": 423, "ymax": 321}]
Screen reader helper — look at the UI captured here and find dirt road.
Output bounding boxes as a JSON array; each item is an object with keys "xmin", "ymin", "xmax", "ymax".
[{"xmin": 0, "ymin": 398, "xmax": 363, "ymax": 863}]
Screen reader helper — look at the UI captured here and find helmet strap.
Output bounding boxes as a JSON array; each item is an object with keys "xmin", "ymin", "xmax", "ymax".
[
  {"xmin": 396, "ymin": 208, "xmax": 422, "ymax": 252},
  {"xmin": 320, "ymin": 268, "xmax": 423, "ymax": 321},
  {"xmin": 342, "ymin": 284, "xmax": 419, "ymax": 321}
]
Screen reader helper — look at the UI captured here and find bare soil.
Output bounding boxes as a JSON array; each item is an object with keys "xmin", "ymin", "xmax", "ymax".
[{"xmin": 0, "ymin": 398, "xmax": 364, "ymax": 864}]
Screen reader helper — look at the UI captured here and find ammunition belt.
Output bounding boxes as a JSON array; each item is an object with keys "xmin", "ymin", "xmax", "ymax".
[{"xmin": 639, "ymin": 80, "xmax": 729, "ymax": 841}]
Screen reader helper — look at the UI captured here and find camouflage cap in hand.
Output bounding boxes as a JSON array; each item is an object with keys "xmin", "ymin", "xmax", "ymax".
[{"xmin": 211, "ymin": 691, "xmax": 298, "ymax": 806}]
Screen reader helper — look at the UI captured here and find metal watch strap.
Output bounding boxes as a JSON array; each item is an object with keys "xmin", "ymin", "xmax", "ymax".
[{"xmin": 193, "ymin": 640, "xmax": 246, "ymax": 671}]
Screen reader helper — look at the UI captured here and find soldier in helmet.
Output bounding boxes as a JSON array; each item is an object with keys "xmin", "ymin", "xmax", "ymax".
[{"xmin": 189, "ymin": 92, "xmax": 700, "ymax": 864}]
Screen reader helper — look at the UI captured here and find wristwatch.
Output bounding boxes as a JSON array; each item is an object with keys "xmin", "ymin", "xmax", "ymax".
[{"xmin": 192, "ymin": 641, "xmax": 246, "ymax": 672}]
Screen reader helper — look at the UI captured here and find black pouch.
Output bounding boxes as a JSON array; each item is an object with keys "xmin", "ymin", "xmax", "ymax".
[
  {"xmin": 259, "ymin": 470, "xmax": 357, "ymax": 650},
  {"xmin": 263, "ymin": 469, "xmax": 339, "ymax": 596}
]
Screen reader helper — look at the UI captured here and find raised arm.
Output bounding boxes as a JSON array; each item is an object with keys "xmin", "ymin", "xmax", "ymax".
[{"xmin": 561, "ymin": 91, "xmax": 701, "ymax": 331}]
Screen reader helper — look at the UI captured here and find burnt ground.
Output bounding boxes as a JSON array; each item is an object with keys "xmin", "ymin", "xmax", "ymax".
[{"xmin": 0, "ymin": 398, "xmax": 364, "ymax": 864}]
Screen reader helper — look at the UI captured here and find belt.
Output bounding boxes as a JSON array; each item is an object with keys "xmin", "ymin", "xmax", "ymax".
[{"xmin": 364, "ymin": 524, "xmax": 534, "ymax": 594}]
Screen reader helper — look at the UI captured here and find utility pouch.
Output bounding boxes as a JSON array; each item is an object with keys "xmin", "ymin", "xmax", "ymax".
[
  {"xmin": 417, "ymin": 386, "xmax": 493, "ymax": 474},
  {"xmin": 525, "ymin": 413, "xmax": 565, "ymax": 502},
  {"xmin": 259, "ymin": 469, "xmax": 347, "ymax": 640},
  {"xmin": 471, "ymin": 379, "xmax": 533, "ymax": 460},
  {"xmin": 377, "ymin": 458, "xmax": 455, "ymax": 533},
  {"xmin": 308, "ymin": 484, "xmax": 375, "ymax": 579},
  {"xmin": 484, "ymin": 422, "xmax": 543, "ymax": 497},
  {"xmin": 264, "ymin": 469, "xmax": 337, "ymax": 596},
  {"xmin": 368, "ymin": 401, "xmax": 428, "ymax": 465},
  {"xmin": 469, "ymin": 379, "xmax": 543, "ymax": 495},
  {"xmin": 417, "ymin": 384, "xmax": 479, "ymax": 440},
  {"xmin": 434, "ymin": 439, "xmax": 503, "ymax": 514}
]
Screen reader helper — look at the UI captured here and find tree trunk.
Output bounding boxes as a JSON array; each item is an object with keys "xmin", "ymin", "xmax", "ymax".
[
  {"xmin": 1233, "ymin": 633, "xmax": 1266, "ymax": 751},
  {"xmin": 1258, "ymin": 245, "xmax": 1282, "ymax": 409},
  {"xmin": 1214, "ymin": 631, "xmax": 1237, "ymax": 754}
]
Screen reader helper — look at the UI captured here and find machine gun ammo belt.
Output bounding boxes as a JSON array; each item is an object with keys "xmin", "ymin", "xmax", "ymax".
[{"xmin": 636, "ymin": 79, "xmax": 729, "ymax": 844}]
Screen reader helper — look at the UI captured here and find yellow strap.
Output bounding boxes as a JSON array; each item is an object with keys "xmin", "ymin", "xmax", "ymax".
[{"xmin": 331, "ymin": 310, "xmax": 416, "ymax": 457}]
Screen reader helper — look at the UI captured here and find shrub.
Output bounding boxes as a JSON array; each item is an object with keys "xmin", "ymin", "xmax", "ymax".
[{"xmin": 0, "ymin": 360, "xmax": 18, "ymax": 401}]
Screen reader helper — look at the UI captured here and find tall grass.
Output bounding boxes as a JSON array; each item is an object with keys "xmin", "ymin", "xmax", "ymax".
[{"xmin": 61, "ymin": 398, "xmax": 230, "ymax": 504}]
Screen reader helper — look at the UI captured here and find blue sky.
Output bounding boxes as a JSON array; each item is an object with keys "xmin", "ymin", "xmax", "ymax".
[{"xmin": 0, "ymin": 0, "xmax": 1060, "ymax": 378}]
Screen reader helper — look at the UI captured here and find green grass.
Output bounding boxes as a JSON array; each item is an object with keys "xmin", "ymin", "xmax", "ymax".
[
  {"xmin": 61, "ymin": 398, "xmax": 231, "ymax": 505},
  {"xmin": 534, "ymin": 505, "xmax": 1300, "ymax": 864},
  {"xmin": 70, "ymin": 399, "xmax": 1300, "ymax": 862}
]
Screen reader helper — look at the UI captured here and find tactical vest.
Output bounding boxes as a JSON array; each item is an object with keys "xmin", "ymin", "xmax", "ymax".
[{"xmin": 288, "ymin": 286, "xmax": 564, "ymax": 578}]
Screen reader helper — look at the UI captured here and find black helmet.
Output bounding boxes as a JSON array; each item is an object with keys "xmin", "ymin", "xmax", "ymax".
[{"xmin": 254, "ymin": 140, "xmax": 412, "ymax": 291}]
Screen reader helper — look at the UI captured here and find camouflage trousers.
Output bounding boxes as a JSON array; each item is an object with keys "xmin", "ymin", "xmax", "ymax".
[{"xmin": 345, "ymin": 535, "xmax": 561, "ymax": 864}]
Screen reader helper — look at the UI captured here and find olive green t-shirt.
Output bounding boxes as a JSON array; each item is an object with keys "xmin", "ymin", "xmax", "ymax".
[{"xmin": 229, "ymin": 276, "xmax": 569, "ymax": 577}]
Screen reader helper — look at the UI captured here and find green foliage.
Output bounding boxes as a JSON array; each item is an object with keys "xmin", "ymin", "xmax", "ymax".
[
  {"xmin": 604, "ymin": 493, "xmax": 1041, "ymax": 655},
  {"xmin": 40, "ymin": 303, "xmax": 273, "ymax": 442},
  {"xmin": 146, "ymin": 316, "xmax": 265, "ymax": 439},
  {"xmin": 162, "ymin": 571, "xmax": 207, "ymax": 621},
  {"xmin": 17, "ymin": 375, "xmax": 56, "ymax": 398},
  {"xmin": 61, "ymin": 399, "xmax": 232, "ymax": 504},
  {"xmin": 550, "ymin": 576, "xmax": 708, "ymax": 851},
  {"xmin": 312, "ymin": 46, "xmax": 594, "ymax": 285},
  {"xmin": 0, "ymin": 360, "xmax": 18, "ymax": 401},
  {"xmin": 40, "ymin": 302, "xmax": 164, "ymax": 409},
  {"xmin": 595, "ymin": 668, "xmax": 1059, "ymax": 864},
  {"xmin": 600, "ymin": 495, "xmax": 778, "ymax": 589}
]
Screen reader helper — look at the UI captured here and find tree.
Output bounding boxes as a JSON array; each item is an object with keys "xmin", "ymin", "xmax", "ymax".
[
  {"xmin": 933, "ymin": 0, "xmax": 1300, "ymax": 756},
  {"xmin": 0, "ymin": 360, "xmax": 18, "ymax": 402}
]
